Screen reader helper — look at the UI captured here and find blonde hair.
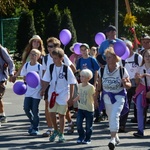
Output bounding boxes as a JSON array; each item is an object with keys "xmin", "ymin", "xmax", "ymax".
[
  {"xmin": 104, "ymin": 47, "xmax": 120, "ymax": 62},
  {"xmin": 80, "ymin": 69, "xmax": 93, "ymax": 80},
  {"xmin": 22, "ymin": 35, "xmax": 45, "ymax": 63},
  {"xmin": 30, "ymin": 49, "xmax": 41, "ymax": 57}
]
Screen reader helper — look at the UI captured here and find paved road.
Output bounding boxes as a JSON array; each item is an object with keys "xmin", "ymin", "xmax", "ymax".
[{"xmin": 0, "ymin": 82, "xmax": 150, "ymax": 150}]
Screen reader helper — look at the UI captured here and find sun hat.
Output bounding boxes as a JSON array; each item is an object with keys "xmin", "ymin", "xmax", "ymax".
[
  {"xmin": 69, "ymin": 42, "xmax": 78, "ymax": 52},
  {"xmin": 141, "ymin": 34, "xmax": 150, "ymax": 40},
  {"xmin": 29, "ymin": 35, "xmax": 42, "ymax": 43}
]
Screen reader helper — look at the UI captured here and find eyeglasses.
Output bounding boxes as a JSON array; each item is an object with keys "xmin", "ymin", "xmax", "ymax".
[
  {"xmin": 30, "ymin": 53, "xmax": 37, "ymax": 56},
  {"xmin": 47, "ymin": 45, "xmax": 55, "ymax": 48}
]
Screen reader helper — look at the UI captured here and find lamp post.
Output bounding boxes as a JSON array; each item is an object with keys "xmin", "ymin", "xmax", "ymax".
[{"xmin": 115, "ymin": 0, "xmax": 118, "ymax": 37}]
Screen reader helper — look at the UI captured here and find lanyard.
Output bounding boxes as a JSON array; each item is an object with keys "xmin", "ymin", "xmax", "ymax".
[{"xmin": 54, "ymin": 65, "xmax": 63, "ymax": 91}]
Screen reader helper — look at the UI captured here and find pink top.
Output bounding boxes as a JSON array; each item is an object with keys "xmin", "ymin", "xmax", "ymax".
[{"xmin": 133, "ymin": 83, "xmax": 150, "ymax": 107}]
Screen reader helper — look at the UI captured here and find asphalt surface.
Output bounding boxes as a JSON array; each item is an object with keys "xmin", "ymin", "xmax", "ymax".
[{"xmin": 0, "ymin": 82, "xmax": 150, "ymax": 150}]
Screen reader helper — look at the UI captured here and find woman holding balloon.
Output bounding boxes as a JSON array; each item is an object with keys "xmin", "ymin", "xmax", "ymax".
[{"xmin": 95, "ymin": 47, "xmax": 131, "ymax": 150}]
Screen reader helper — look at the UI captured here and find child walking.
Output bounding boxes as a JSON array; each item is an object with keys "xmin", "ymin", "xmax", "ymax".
[
  {"xmin": 20, "ymin": 49, "xmax": 43, "ymax": 135},
  {"xmin": 133, "ymin": 49, "xmax": 150, "ymax": 137},
  {"xmin": 73, "ymin": 69, "xmax": 98, "ymax": 144},
  {"xmin": 41, "ymin": 47, "xmax": 77, "ymax": 142}
]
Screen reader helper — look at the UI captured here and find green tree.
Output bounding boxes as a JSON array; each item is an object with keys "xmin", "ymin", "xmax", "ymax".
[
  {"xmin": 16, "ymin": 10, "xmax": 36, "ymax": 59},
  {"xmin": 60, "ymin": 7, "xmax": 77, "ymax": 55},
  {"xmin": 45, "ymin": 4, "xmax": 61, "ymax": 40}
]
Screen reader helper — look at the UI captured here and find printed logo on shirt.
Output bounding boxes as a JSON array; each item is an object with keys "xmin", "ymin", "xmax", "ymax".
[{"xmin": 103, "ymin": 77, "xmax": 121, "ymax": 91}]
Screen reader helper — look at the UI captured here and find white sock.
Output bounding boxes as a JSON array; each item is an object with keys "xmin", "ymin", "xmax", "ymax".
[{"xmin": 0, "ymin": 112, "xmax": 5, "ymax": 116}]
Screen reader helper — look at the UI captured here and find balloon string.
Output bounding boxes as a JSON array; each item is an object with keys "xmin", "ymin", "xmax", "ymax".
[{"xmin": 63, "ymin": 45, "xmax": 66, "ymax": 51}]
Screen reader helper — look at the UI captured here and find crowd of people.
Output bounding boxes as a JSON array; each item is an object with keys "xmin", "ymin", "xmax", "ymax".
[{"xmin": 0, "ymin": 25, "xmax": 150, "ymax": 150}]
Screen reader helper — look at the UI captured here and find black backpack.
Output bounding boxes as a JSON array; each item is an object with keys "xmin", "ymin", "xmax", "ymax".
[
  {"xmin": 49, "ymin": 63, "xmax": 68, "ymax": 81},
  {"xmin": 122, "ymin": 53, "xmax": 139, "ymax": 67}
]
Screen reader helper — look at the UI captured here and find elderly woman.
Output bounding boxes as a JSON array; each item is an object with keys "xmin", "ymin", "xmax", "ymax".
[{"xmin": 95, "ymin": 47, "xmax": 131, "ymax": 150}]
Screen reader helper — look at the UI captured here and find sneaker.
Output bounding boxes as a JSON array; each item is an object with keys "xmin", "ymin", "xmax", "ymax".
[
  {"xmin": 42, "ymin": 130, "xmax": 53, "ymax": 137},
  {"xmin": 0, "ymin": 116, "xmax": 7, "ymax": 123},
  {"xmin": 147, "ymin": 119, "xmax": 150, "ymax": 124},
  {"xmin": 133, "ymin": 130, "xmax": 144, "ymax": 138},
  {"xmin": 108, "ymin": 142, "xmax": 116, "ymax": 150},
  {"xmin": 67, "ymin": 122, "xmax": 74, "ymax": 134},
  {"xmin": 115, "ymin": 137, "xmax": 120, "ymax": 145},
  {"xmin": 58, "ymin": 133, "xmax": 65, "ymax": 143},
  {"xmin": 94, "ymin": 117, "xmax": 101, "ymax": 123},
  {"xmin": 82, "ymin": 140, "xmax": 91, "ymax": 144},
  {"xmin": 28, "ymin": 125, "xmax": 33, "ymax": 134},
  {"xmin": 49, "ymin": 130, "xmax": 59, "ymax": 142},
  {"xmin": 77, "ymin": 139, "xmax": 83, "ymax": 144},
  {"xmin": 30, "ymin": 129, "xmax": 40, "ymax": 136}
]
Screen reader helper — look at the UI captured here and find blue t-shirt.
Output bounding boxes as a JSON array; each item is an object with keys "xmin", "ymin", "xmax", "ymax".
[
  {"xmin": 98, "ymin": 38, "xmax": 123, "ymax": 56},
  {"xmin": 76, "ymin": 56, "xmax": 100, "ymax": 84}
]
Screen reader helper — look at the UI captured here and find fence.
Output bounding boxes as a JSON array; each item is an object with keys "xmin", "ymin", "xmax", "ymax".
[{"xmin": 0, "ymin": 17, "xmax": 19, "ymax": 55}]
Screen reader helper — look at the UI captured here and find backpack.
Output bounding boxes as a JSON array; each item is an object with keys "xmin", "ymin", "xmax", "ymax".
[
  {"xmin": 122, "ymin": 53, "xmax": 139, "ymax": 67},
  {"xmin": 44, "ymin": 54, "xmax": 48, "ymax": 65},
  {"xmin": 49, "ymin": 63, "xmax": 68, "ymax": 81},
  {"xmin": 0, "ymin": 47, "xmax": 9, "ymax": 70},
  {"xmin": 25, "ymin": 62, "xmax": 40, "ymax": 73}
]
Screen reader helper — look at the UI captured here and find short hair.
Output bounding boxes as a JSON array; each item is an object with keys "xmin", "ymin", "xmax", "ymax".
[
  {"xmin": 30, "ymin": 49, "xmax": 41, "ymax": 57},
  {"xmin": 104, "ymin": 47, "xmax": 120, "ymax": 62},
  {"xmin": 47, "ymin": 37, "xmax": 61, "ymax": 47},
  {"xmin": 124, "ymin": 40, "xmax": 133, "ymax": 49},
  {"xmin": 52, "ymin": 47, "xmax": 64, "ymax": 58},
  {"xmin": 80, "ymin": 69, "xmax": 93, "ymax": 80}
]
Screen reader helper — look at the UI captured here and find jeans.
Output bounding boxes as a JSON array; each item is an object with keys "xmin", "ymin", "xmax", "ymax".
[
  {"xmin": 77, "ymin": 109, "xmax": 94, "ymax": 141},
  {"xmin": 136, "ymin": 94, "xmax": 144, "ymax": 133},
  {"xmin": 23, "ymin": 97, "xmax": 41, "ymax": 131}
]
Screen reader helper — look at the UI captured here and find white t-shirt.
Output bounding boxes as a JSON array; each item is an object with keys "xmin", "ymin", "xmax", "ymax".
[
  {"xmin": 20, "ymin": 62, "xmax": 43, "ymax": 99},
  {"xmin": 99, "ymin": 64, "xmax": 129, "ymax": 93},
  {"xmin": 137, "ymin": 64, "xmax": 150, "ymax": 86},
  {"xmin": 42, "ymin": 54, "xmax": 72, "ymax": 71},
  {"xmin": 42, "ymin": 64, "xmax": 77, "ymax": 105},
  {"xmin": 119, "ymin": 52, "xmax": 143, "ymax": 79}
]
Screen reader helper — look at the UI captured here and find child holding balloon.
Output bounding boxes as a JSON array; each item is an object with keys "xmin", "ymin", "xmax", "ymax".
[{"xmin": 20, "ymin": 49, "xmax": 43, "ymax": 136}]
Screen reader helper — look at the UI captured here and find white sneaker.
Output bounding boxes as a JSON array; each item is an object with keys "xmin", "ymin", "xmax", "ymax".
[
  {"xmin": 115, "ymin": 136, "xmax": 120, "ymax": 145},
  {"xmin": 108, "ymin": 139, "xmax": 116, "ymax": 150}
]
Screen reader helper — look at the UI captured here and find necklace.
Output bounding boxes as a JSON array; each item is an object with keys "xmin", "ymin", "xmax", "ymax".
[{"xmin": 54, "ymin": 65, "xmax": 63, "ymax": 91}]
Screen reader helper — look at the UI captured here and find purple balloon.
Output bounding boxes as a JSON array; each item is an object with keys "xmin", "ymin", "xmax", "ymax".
[
  {"xmin": 114, "ymin": 41, "xmax": 126, "ymax": 57},
  {"xmin": 59, "ymin": 29, "xmax": 72, "ymax": 46},
  {"xmin": 121, "ymin": 46, "xmax": 130, "ymax": 60},
  {"xmin": 13, "ymin": 81, "xmax": 27, "ymax": 95},
  {"xmin": 95, "ymin": 32, "xmax": 106, "ymax": 45},
  {"xmin": 73, "ymin": 43, "xmax": 82, "ymax": 55},
  {"xmin": 26, "ymin": 71, "xmax": 40, "ymax": 88}
]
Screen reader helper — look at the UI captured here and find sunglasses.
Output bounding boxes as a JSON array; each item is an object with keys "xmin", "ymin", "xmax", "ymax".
[
  {"xmin": 30, "ymin": 53, "xmax": 37, "ymax": 56},
  {"xmin": 47, "ymin": 45, "xmax": 55, "ymax": 48}
]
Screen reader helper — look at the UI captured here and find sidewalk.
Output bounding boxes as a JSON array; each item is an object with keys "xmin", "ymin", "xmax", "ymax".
[{"xmin": 0, "ymin": 82, "xmax": 150, "ymax": 150}]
